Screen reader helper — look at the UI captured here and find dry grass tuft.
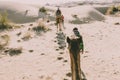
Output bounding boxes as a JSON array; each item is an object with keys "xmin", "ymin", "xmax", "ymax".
[
  {"xmin": 21, "ymin": 32, "xmax": 32, "ymax": 41},
  {"xmin": 5, "ymin": 47, "xmax": 22, "ymax": 56},
  {"xmin": 106, "ymin": 5, "xmax": 120, "ymax": 15},
  {"xmin": 33, "ymin": 20, "xmax": 49, "ymax": 33},
  {"xmin": 0, "ymin": 34, "xmax": 10, "ymax": 50}
]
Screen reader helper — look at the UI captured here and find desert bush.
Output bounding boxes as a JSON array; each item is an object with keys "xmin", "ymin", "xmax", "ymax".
[
  {"xmin": 0, "ymin": 12, "xmax": 10, "ymax": 29},
  {"xmin": 5, "ymin": 47, "xmax": 22, "ymax": 56},
  {"xmin": 21, "ymin": 32, "xmax": 32, "ymax": 41},
  {"xmin": 39, "ymin": 7, "xmax": 47, "ymax": 13},
  {"xmin": 0, "ymin": 34, "xmax": 9, "ymax": 50},
  {"xmin": 72, "ymin": 14, "xmax": 78, "ymax": 18},
  {"xmin": 0, "ymin": 12, "xmax": 21, "ymax": 30},
  {"xmin": 32, "ymin": 21, "xmax": 49, "ymax": 33},
  {"xmin": 106, "ymin": 6, "xmax": 119, "ymax": 15}
]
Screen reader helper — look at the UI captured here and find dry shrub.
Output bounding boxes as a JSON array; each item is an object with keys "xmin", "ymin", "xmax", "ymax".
[
  {"xmin": 0, "ymin": 12, "xmax": 11, "ymax": 30},
  {"xmin": 21, "ymin": 32, "xmax": 32, "ymax": 41},
  {"xmin": 106, "ymin": 5, "xmax": 119, "ymax": 15},
  {"xmin": 0, "ymin": 12, "xmax": 21, "ymax": 30},
  {"xmin": 39, "ymin": 7, "xmax": 47, "ymax": 13},
  {"xmin": 5, "ymin": 47, "xmax": 22, "ymax": 56},
  {"xmin": 0, "ymin": 34, "xmax": 9, "ymax": 50},
  {"xmin": 33, "ymin": 20, "xmax": 49, "ymax": 32},
  {"xmin": 72, "ymin": 14, "xmax": 78, "ymax": 18}
]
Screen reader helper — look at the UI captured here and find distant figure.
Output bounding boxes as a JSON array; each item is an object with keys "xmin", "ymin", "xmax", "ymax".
[
  {"xmin": 55, "ymin": 8, "xmax": 64, "ymax": 32},
  {"xmin": 25, "ymin": 10, "xmax": 29, "ymax": 16},
  {"xmin": 38, "ymin": 7, "xmax": 47, "ymax": 21}
]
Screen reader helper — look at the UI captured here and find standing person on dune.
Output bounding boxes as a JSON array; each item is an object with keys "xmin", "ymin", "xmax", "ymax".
[{"xmin": 55, "ymin": 7, "xmax": 62, "ymax": 32}]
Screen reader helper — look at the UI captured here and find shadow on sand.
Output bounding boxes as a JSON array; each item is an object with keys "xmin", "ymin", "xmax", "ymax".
[{"xmin": 56, "ymin": 32, "xmax": 66, "ymax": 50}]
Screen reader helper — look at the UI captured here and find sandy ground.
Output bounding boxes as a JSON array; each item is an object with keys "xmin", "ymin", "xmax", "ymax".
[{"xmin": 0, "ymin": 1, "xmax": 120, "ymax": 80}]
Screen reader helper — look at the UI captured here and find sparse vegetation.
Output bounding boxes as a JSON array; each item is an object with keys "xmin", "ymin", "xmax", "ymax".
[
  {"xmin": 0, "ymin": 34, "xmax": 9, "ymax": 50},
  {"xmin": 72, "ymin": 14, "xmax": 78, "ymax": 18},
  {"xmin": 39, "ymin": 7, "xmax": 47, "ymax": 13},
  {"xmin": 32, "ymin": 21, "xmax": 49, "ymax": 33},
  {"xmin": 21, "ymin": 32, "xmax": 32, "ymax": 41},
  {"xmin": 4, "ymin": 47, "xmax": 22, "ymax": 56},
  {"xmin": 0, "ymin": 12, "xmax": 12, "ymax": 30},
  {"xmin": 0, "ymin": 12, "xmax": 21, "ymax": 30},
  {"xmin": 106, "ymin": 5, "xmax": 120, "ymax": 15}
]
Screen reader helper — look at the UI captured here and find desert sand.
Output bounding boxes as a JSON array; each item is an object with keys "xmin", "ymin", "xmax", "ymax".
[{"xmin": 0, "ymin": 1, "xmax": 120, "ymax": 80}]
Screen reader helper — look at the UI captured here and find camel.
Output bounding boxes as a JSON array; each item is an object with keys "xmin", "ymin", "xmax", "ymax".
[
  {"xmin": 67, "ymin": 36, "xmax": 85, "ymax": 80},
  {"xmin": 56, "ymin": 15, "xmax": 63, "ymax": 32}
]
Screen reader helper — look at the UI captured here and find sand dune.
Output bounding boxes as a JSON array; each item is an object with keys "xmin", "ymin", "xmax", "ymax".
[
  {"xmin": 0, "ymin": 2, "xmax": 106, "ymax": 23},
  {"xmin": 61, "ymin": 5, "xmax": 105, "ymax": 23}
]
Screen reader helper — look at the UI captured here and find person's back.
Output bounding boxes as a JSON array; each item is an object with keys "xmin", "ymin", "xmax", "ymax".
[
  {"xmin": 56, "ymin": 8, "xmax": 61, "ymax": 17},
  {"xmin": 73, "ymin": 27, "xmax": 84, "ymax": 53}
]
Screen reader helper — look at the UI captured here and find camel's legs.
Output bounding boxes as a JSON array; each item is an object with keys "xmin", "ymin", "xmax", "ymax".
[{"xmin": 70, "ymin": 53, "xmax": 82, "ymax": 80}]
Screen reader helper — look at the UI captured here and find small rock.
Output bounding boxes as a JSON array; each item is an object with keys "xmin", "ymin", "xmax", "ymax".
[{"xmin": 56, "ymin": 49, "xmax": 59, "ymax": 51}]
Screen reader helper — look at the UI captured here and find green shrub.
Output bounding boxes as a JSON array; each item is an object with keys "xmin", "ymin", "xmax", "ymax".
[
  {"xmin": 106, "ymin": 5, "xmax": 120, "ymax": 15},
  {"xmin": 21, "ymin": 32, "xmax": 32, "ymax": 41},
  {"xmin": 0, "ymin": 12, "xmax": 20, "ymax": 30},
  {"xmin": 39, "ymin": 7, "xmax": 47, "ymax": 13}
]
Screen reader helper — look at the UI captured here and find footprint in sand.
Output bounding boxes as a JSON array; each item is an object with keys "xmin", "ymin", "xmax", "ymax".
[
  {"xmin": 55, "ymin": 32, "xmax": 66, "ymax": 50},
  {"xmin": 41, "ymin": 53, "xmax": 45, "ymax": 55},
  {"xmin": 63, "ymin": 60, "xmax": 68, "ymax": 62},
  {"xmin": 59, "ymin": 52, "xmax": 64, "ymax": 54},
  {"xmin": 29, "ymin": 50, "xmax": 33, "ymax": 52},
  {"xmin": 57, "ymin": 57, "xmax": 63, "ymax": 60},
  {"xmin": 55, "ymin": 48, "xmax": 59, "ymax": 51}
]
